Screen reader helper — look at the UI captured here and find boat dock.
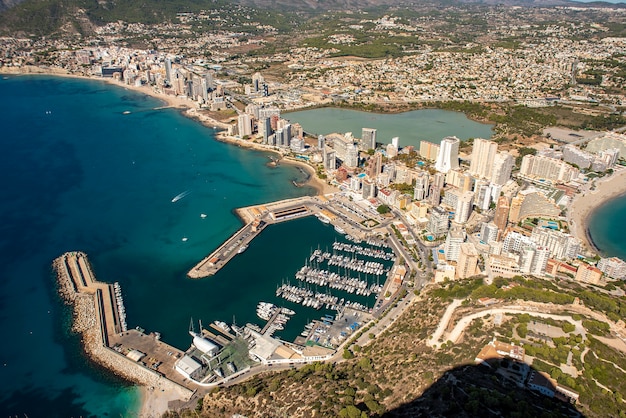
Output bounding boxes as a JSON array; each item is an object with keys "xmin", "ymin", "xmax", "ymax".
[{"xmin": 188, "ymin": 195, "xmax": 331, "ymax": 279}]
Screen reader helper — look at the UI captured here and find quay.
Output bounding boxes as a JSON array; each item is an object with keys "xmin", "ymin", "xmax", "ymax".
[
  {"xmin": 188, "ymin": 195, "xmax": 333, "ymax": 279},
  {"xmin": 53, "ymin": 252, "xmax": 194, "ymax": 404}
]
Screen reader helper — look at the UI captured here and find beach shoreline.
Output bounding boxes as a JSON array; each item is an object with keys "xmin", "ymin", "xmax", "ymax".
[
  {"xmin": 0, "ymin": 66, "xmax": 334, "ymax": 196},
  {"xmin": 567, "ymin": 168, "xmax": 626, "ymax": 254}
]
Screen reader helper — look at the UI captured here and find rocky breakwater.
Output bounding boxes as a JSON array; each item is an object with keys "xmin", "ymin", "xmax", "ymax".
[{"xmin": 53, "ymin": 252, "xmax": 192, "ymax": 401}]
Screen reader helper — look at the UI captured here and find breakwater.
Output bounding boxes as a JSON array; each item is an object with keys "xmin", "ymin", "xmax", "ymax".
[{"xmin": 53, "ymin": 252, "xmax": 193, "ymax": 400}]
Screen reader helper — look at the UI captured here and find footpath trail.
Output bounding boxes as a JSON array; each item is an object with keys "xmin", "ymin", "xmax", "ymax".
[{"xmin": 428, "ymin": 299, "xmax": 463, "ymax": 348}]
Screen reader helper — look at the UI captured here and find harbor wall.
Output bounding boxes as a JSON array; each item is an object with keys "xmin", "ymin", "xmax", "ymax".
[{"xmin": 53, "ymin": 252, "xmax": 193, "ymax": 400}]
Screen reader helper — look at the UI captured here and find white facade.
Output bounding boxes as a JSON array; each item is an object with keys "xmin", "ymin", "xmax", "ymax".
[
  {"xmin": 491, "ymin": 153, "xmax": 514, "ymax": 186},
  {"xmin": 520, "ymin": 155, "xmax": 579, "ymax": 183},
  {"xmin": 434, "ymin": 136, "xmax": 460, "ymax": 174},
  {"xmin": 237, "ymin": 113, "xmax": 252, "ymax": 137},
  {"xmin": 444, "ymin": 227, "xmax": 466, "ymax": 262},
  {"xmin": 469, "ymin": 138, "xmax": 498, "ymax": 179},
  {"xmin": 454, "ymin": 191, "xmax": 474, "ymax": 224}
]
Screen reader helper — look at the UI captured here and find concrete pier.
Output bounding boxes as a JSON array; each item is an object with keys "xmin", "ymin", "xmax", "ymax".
[
  {"xmin": 53, "ymin": 252, "xmax": 194, "ymax": 400},
  {"xmin": 188, "ymin": 195, "xmax": 330, "ymax": 279}
]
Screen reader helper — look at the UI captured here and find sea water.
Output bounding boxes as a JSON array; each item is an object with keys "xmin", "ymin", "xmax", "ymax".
[
  {"xmin": 0, "ymin": 75, "xmax": 314, "ymax": 417},
  {"xmin": 587, "ymin": 194, "xmax": 626, "ymax": 259},
  {"xmin": 0, "ymin": 75, "xmax": 496, "ymax": 416}
]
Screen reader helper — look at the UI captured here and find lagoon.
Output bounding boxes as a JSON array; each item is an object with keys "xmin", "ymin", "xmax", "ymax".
[{"xmin": 285, "ymin": 107, "xmax": 494, "ymax": 147}]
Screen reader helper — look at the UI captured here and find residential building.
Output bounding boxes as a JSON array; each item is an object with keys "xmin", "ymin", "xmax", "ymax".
[
  {"xmin": 575, "ymin": 263, "xmax": 603, "ymax": 284},
  {"xmin": 488, "ymin": 254, "xmax": 520, "ymax": 278},
  {"xmin": 444, "ymin": 226, "xmax": 466, "ymax": 262},
  {"xmin": 491, "ymin": 152, "xmax": 515, "ymax": 186},
  {"xmin": 519, "ymin": 154, "xmax": 579, "ymax": 184},
  {"xmin": 237, "ymin": 113, "xmax": 252, "ymax": 137},
  {"xmin": 419, "ymin": 140, "xmax": 440, "ymax": 161},
  {"xmin": 446, "ymin": 169, "xmax": 473, "ymax": 192},
  {"xmin": 597, "ymin": 256, "xmax": 626, "ymax": 279},
  {"xmin": 469, "ymin": 138, "xmax": 498, "ymax": 179},
  {"xmin": 530, "ymin": 227, "xmax": 580, "ymax": 260},
  {"xmin": 454, "ymin": 191, "xmax": 474, "ymax": 224},
  {"xmin": 434, "ymin": 136, "xmax": 460, "ymax": 173},
  {"xmin": 362, "ymin": 128, "xmax": 377, "ymax": 150},
  {"xmin": 413, "ymin": 171, "xmax": 429, "ymax": 200},
  {"xmin": 480, "ymin": 222, "xmax": 499, "ymax": 244},
  {"xmin": 494, "ymin": 195, "xmax": 511, "ymax": 234},
  {"xmin": 562, "ymin": 145, "xmax": 593, "ymax": 169},
  {"xmin": 457, "ymin": 242, "xmax": 479, "ymax": 279},
  {"xmin": 429, "ymin": 206, "xmax": 450, "ymax": 237}
]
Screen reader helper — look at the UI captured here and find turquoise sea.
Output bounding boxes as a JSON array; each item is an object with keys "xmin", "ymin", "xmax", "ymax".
[
  {"xmin": 5, "ymin": 75, "xmax": 611, "ymax": 418},
  {"xmin": 588, "ymin": 194, "xmax": 626, "ymax": 260},
  {"xmin": 0, "ymin": 75, "xmax": 319, "ymax": 417}
]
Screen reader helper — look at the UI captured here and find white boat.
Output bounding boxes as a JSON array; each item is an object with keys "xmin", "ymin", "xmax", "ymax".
[
  {"xmin": 171, "ymin": 190, "xmax": 190, "ymax": 203},
  {"xmin": 200, "ymin": 213, "xmax": 207, "ymax": 218},
  {"xmin": 281, "ymin": 308, "xmax": 296, "ymax": 315},
  {"xmin": 334, "ymin": 225, "xmax": 346, "ymax": 234},
  {"xmin": 181, "ymin": 237, "xmax": 188, "ymax": 242},
  {"xmin": 315, "ymin": 213, "xmax": 331, "ymax": 224},
  {"xmin": 256, "ymin": 309, "xmax": 272, "ymax": 321},
  {"xmin": 237, "ymin": 244, "xmax": 248, "ymax": 254},
  {"xmin": 123, "ymin": 110, "xmax": 131, "ymax": 115},
  {"xmin": 214, "ymin": 321, "xmax": 231, "ymax": 333}
]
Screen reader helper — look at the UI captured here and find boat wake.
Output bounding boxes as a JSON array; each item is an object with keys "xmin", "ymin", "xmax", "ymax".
[{"xmin": 171, "ymin": 190, "xmax": 191, "ymax": 203}]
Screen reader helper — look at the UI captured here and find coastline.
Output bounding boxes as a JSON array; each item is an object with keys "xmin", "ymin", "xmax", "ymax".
[
  {"xmin": 567, "ymin": 168, "xmax": 626, "ymax": 254},
  {"xmin": 0, "ymin": 66, "xmax": 333, "ymax": 196},
  {"xmin": 213, "ymin": 130, "xmax": 339, "ymax": 196}
]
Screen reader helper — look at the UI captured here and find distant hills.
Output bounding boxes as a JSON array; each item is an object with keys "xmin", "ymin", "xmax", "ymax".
[{"xmin": 0, "ymin": 0, "xmax": 623, "ymax": 36}]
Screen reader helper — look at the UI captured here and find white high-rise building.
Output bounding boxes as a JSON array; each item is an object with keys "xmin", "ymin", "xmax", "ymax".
[
  {"xmin": 444, "ymin": 227, "xmax": 466, "ymax": 262},
  {"xmin": 434, "ymin": 136, "xmax": 460, "ymax": 173},
  {"xmin": 318, "ymin": 135, "xmax": 325, "ymax": 150},
  {"xmin": 597, "ymin": 257, "xmax": 626, "ymax": 279},
  {"xmin": 429, "ymin": 206, "xmax": 449, "ymax": 237},
  {"xmin": 237, "ymin": 113, "xmax": 252, "ymax": 137},
  {"xmin": 491, "ymin": 152, "xmax": 515, "ymax": 186},
  {"xmin": 362, "ymin": 128, "xmax": 377, "ymax": 150},
  {"xmin": 520, "ymin": 155, "xmax": 579, "ymax": 183},
  {"xmin": 473, "ymin": 180, "xmax": 492, "ymax": 211},
  {"xmin": 454, "ymin": 191, "xmax": 474, "ymax": 224},
  {"xmin": 469, "ymin": 138, "xmax": 498, "ymax": 179},
  {"xmin": 413, "ymin": 172, "xmax": 429, "ymax": 201},
  {"xmin": 345, "ymin": 144, "xmax": 360, "ymax": 167},
  {"xmin": 480, "ymin": 222, "xmax": 499, "ymax": 244},
  {"xmin": 531, "ymin": 246, "xmax": 550, "ymax": 276},
  {"xmin": 503, "ymin": 231, "xmax": 534, "ymax": 254},
  {"xmin": 392, "ymin": 137, "xmax": 400, "ymax": 148},
  {"xmin": 530, "ymin": 227, "xmax": 580, "ymax": 260}
]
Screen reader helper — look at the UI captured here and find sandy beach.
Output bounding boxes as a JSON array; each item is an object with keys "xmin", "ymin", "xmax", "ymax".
[
  {"xmin": 139, "ymin": 384, "xmax": 192, "ymax": 418},
  {"xmin": 568, "ymin": 167, "xmax": 626, "ymax": 253}
]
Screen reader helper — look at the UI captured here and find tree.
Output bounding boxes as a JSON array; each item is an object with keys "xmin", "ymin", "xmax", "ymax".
[
  {"xmin": 377, "ymin": 204, "xmax": 390, "ymax": 214},
  {"xmin": 343, "ymin": 349, "xmax": 355, "ymax": 359}
]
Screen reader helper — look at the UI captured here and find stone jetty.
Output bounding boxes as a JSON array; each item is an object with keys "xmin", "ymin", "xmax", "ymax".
[{"xmin": 53, "ymin": 252, "xmax": 193, "ymax": 400}]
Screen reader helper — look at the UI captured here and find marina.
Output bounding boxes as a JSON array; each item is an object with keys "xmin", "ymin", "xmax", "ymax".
[{"xmin": 50, "ymin": 192, "xmax": 406, "ymax": 400}]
